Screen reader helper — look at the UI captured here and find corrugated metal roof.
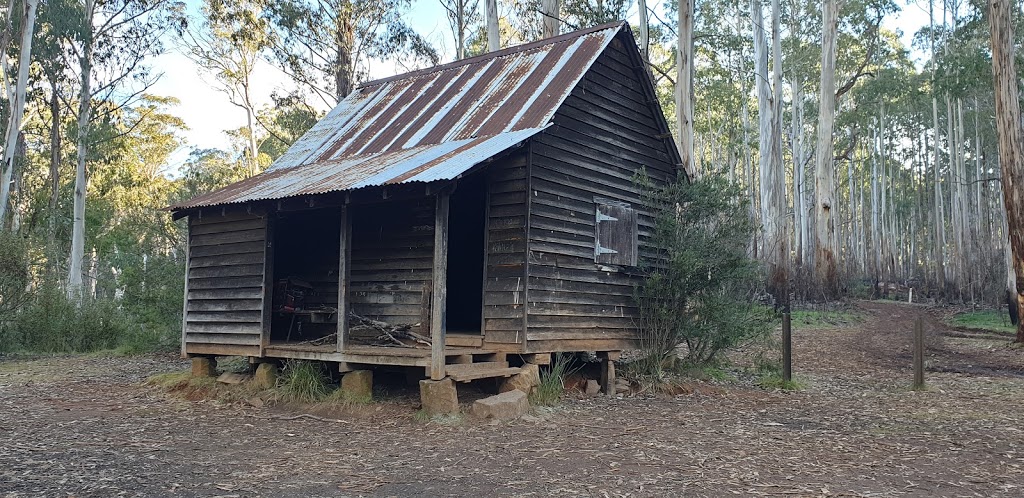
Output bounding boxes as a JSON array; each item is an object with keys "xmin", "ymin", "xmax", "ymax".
[
  {"xmin": 173, "ymin": 22, "xmax": 626, "ymax": 211},
  {"xmin": 174, "ymin": 127, "xmax": 547, "ymax": 209}
]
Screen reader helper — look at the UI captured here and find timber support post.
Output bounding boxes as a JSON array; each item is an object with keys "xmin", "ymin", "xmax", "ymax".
[
  {"xmin": 599, "ymin": 351, "xmax": 619, "ymax": 395},
  {"xmin": 430, "ymin": 190, "xmax": 450, "ymax": 380},
  {"xmin": 337, "ymin": 203, "xmax": 351, "ymax": 354}
]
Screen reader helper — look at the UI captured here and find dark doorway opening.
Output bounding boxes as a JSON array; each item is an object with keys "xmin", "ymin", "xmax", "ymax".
[
  {"xmin": 445, "ymin": 171, "xmax": 487, "ymax": 334},
  {"xmin": 269, "ymin": 208, "xmax": 341, "ymax": 343}
]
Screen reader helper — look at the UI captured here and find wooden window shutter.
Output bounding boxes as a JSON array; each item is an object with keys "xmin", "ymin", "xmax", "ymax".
[{"xmin": 594, "ymin": 198, "xmax": 638, "ymax": 266}]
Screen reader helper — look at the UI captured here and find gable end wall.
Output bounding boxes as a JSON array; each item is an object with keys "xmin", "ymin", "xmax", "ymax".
[{"xmin": 524, "ymin": 35, "xmax": 676, "ymax": 351}]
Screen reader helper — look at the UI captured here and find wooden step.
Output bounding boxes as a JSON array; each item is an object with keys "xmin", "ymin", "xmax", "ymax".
[
  {"xmin": 444, "ymin": 361, "xmax": 522, "ymax": 382},
  {"xmin": 446, "ymin": 334, "xmax": 483, "ymax": 348},
  {"xmin": 449, "ymin": 367, "xmax": 522, "ymax": 382}
]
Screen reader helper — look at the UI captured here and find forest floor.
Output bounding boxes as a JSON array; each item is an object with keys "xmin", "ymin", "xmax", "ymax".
[{"xmin": 1, "ymin": 300, "xmax": 1023, "ymax": 497}]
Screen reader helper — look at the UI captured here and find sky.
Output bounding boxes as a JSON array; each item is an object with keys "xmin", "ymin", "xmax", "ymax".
[{"xmin": 152, "ymin": 0, "xmax": 929, "ymax": 173}]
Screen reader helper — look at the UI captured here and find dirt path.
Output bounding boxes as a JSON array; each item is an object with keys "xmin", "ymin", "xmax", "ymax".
[{"xmin": 2, "ymin": 301, "xmax": 1023, "ymax": 497}]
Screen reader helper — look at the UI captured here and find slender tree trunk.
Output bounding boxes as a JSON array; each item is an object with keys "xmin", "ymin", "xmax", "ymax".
[
  {"xmin": 770, "ymin": 0, "xmax": 788, "ymax": 307},
  {"xmin": 638, "ymin": 0, "xmax": 649, "ymax": 72},
  {"xmin": 752, "ymin": 0, "xmax": 788, "ymax": 306},
  {"xmin": 541, "ymin": 0, "xmax": 558, "ymax": 38},
  {"xmin": 813, "ymin": 0, "xmax": 839, "ymax": 298},
  {"xmin": 988, "ymin": 0, "xmax": 1024, "ymax": 341},
  {"xmin": 871, "ymin": 126, "xmax": 880, "ymax": 284},
  {"xmin": 456, "ymin": 1, "xmax": 465, "ymax": 59},
  {"xmin": 243, "ymin": 78, "xmax": 258, "ymax": 176},
  {"xmin": 930, "ymin": 0, "xmax": 947, "ymax": 293},
  {"xmin": 69, "ymin": 0, "xmax": 95, "ymax": 302},
  {"xmin": 0, "ymin": 0, "xmax": 40, "ymax": 228},
  {"xmin": 677, "ymin": 0, "xmax": 695, "ymax": 179},
  {"xmin": 47, "ymin": 73, "xmax": 61, "ymax": 275},
  {"xmin": 334, "ymin": 14, "xmax": 355, "ymax": 100},
  {"xmin": 485, "ymin": 0, "xmax": 499, "ymax": 51},
  {"xmin": 791, "ymin": 79, "xmax": 804, "ymax": 267},
  {"xmin": 9, "ymin": 131, "xmax": 24, "ymax": 232}
]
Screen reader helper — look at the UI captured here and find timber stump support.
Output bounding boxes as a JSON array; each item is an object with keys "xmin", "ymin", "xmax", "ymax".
[
  {"xmin": 191, "ymin": 356, "xmax": 217, "ymax": 378},
  {"xmin": 598, "ymin": 351, "xmax": 619, "ymax": 395}
]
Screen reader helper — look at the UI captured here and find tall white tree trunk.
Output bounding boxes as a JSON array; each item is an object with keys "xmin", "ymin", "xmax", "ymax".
[
  {"xmin": 813, "ymin": 0, "xmax": 839, "ymax": 298},
  {"xmin": 752, "ymin": 0, "xmax": 788, "ymax": 305},
  {"xmin": 485, "ymin": 0, "xmax": 499, "ymax": 51},
  {"xmin": 791, "ymin": 78, "xmax": 804, "ymax": 266},
  {"xmin": 456, "ymin": 0, "xmax": 466, "ymax": 59},
  {"xmin": 244, "ymin": 77, "xmax": 258, "ymax": 176},
  {"xmin": 68, "ymin": 0, "xmax": 95, "ymax": 302},
  {"xmin": 0, "ymin": 0, "xmax": 39, "ymax": 228},
  {"xmin": 676, "ymin": 0, "xmax": 695, "ymax": 179},
  {"xmin": 930, "ymin": 0, "xmax": 947, "ymax": 291},
  {"xmin": 541, "ymin": 0, "xmax": 558, "ymax": 38},
  {"xmin": 769, "ymin": 0, "xmax": 788, "ymax": 305},
  {"xmin": 638, "ymin": 0, "xmax": 649, "ymax": 68}
]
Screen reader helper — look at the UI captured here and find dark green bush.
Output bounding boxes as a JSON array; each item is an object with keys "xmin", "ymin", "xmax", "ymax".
[
  {"xmin": 1, "ymin": 285, "xmax": 131, "ymax": 353},
  {"xmin": 0, "ymin": 232, "xmax": 30, "ymax": 325},
  {"xmin": 634, "ymin": 172, "xmax": 772, "ymax": 372}
]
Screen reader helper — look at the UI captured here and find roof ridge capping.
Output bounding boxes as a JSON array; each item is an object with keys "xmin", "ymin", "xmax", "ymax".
[{"xmin": 357, "ymin": 20, "xmax": 628, "ymax": 89}]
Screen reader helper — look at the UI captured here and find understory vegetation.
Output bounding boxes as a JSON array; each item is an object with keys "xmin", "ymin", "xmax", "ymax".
[
  {"xmin": 530, "ymin": 353, "xmax": 576, "ymax": 406},
  {"xmin": 632, "ymin": 173, "xmax": 774, "ymax": 379}
]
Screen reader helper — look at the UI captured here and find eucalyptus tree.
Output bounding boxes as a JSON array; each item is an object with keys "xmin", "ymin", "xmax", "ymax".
[
  {"xmin": 266, "ymin": 0, "xmax": 438, "ymax": 105},
  {"xmin": 677, "ymin": 0, "xmax": 694, "ymax": 178},
  {"xmin": 987, "ymin": 0, "xmax": 1024, "ymax": 341},
  {"xmin": 66, "ymin": 0, "xmax": 182, "ymax": 301},
  {"xmin": 485, "ymin": 0, "xmax": 498, "ymax": 50},
  {"xmin": 751, "ymin": 0, "xmax": 788, "ymax": 306},
  {"xmin": 560, "ymin": 0, "xmax": 625, "ymax": 27},
  {"xmin": 182, "ymin": 0, "xmax": 272, "ymax": 177},
  {"xmin": 441, "ymin": 0, "xmax": 480, "ymax": 59},
  {"xmin": 0, "ymin": 0, "xmax": 40, "ymax": 228},
  {"xmin": 813, "ymin": 0, "xmax": 839, "ymax": 297},
  {"xmin": 541, "ymin": 0, "xmax": 558, "ymax": 36}
]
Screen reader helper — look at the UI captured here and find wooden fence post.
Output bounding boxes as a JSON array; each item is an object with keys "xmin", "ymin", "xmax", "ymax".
[
  {"xmin": 913, "ymin": 317, "xmax": 925, "ymax": 390},
  {"xmin": 782, "ymin": 312, "xmax": 792, "ymax": 383}
]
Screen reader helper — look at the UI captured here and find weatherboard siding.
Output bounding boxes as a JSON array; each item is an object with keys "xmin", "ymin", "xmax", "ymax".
[
  {"xmin": 184, "ymin": 212, "xmax": 268, "ymax": 357},
  {"xmin": 482, "ymin": 151, "xmax": 530, "ymax": 346},
  {"xmin": 524, "ymin": 37, "xmax": 677, "ymax": 346}
]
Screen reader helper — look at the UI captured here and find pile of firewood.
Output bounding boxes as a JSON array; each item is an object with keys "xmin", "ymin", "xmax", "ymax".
[{"xmin": 348, "ymin": 313, "xmax": 429, "ymax": 348}]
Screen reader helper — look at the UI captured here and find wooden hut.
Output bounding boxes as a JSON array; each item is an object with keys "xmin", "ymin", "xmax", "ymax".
[{"xmin": 171, "ymin": 21, "xmax": 681, "ymax": 395}]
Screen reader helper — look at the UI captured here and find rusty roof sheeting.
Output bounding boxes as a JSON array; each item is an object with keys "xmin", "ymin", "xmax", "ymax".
[
  {"xmin": 172, "ymin": 127, "xmax": 547, "ymax": 210},
  {"xmin": 173, "ymin": 22, "xmax": 625, "ymax": 210}
]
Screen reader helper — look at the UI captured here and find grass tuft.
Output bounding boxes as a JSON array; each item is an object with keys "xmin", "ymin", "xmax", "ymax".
[
  {"xmin": 530, "ymin": 354, "xmax": 575, "ymax": 406},
  {"xmin": 757, "ymin": 373, "xmax": 805, "ymax": 391},
  {"xmin": 276, "ymin": 360, "xmax": 332, "ymax": 402}
]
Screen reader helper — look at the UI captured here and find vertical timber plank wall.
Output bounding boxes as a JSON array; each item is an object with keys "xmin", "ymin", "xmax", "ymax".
[
  {"xmin": 524, "ymin": 37, "xmax": 676, "ymax": 351},
  {"xmin": 184, "ymin": 212, "xmax": 267, "ymax": 357},
  {"xmin": 482, "ymin": 151, "xmax": 529, "ymax": 348}
]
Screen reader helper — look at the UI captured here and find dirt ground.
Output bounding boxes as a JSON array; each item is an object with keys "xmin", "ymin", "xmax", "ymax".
[{"xmin": 2, "ymin": 300, "xmax": 1023, "ymax": 497}]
